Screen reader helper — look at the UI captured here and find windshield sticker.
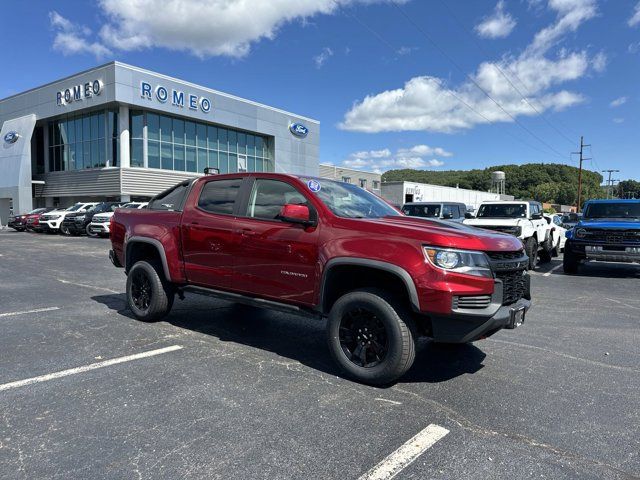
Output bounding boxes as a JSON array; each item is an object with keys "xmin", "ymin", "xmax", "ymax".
[{"xmin": 307, "ymin": 179, "xmax": 321, "ymax": 192}]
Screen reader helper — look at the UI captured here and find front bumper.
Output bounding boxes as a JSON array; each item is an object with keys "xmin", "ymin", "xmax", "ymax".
[
  {"xmin": 430, "ymin": 297, "xmax": 531, "ymax": 343},
  {"xmin": 8, "ymin": 220, "xmax": 26, "ymax": 229},
  {"xmin": 89, "ymin": 222, "xmax": 110, "ymax": 234},
  {"xmin": 584, "ymin": 245, "xmax": 640, "ymax": 263}
]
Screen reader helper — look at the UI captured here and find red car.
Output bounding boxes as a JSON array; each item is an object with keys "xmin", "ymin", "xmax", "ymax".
[
  {"xmin": 109, "ymin": 173, "xmax": 531, "ymax": 384},
  {"xmin": 24, "ymin": 207, "xmax": 56, "ymax": 232},
  {"xmin": 8, "ymin": 208, "xmax": 50, "ymax": 231}
]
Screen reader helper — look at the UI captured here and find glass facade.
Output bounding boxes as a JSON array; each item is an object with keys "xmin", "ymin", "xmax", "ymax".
[
  {"xmin": 48, "ymin": 110, "xmax": 119, "ymax": 171},
  {"xmin": 130, "ymin": 110, "xmax": 273, "ymax": 174}
]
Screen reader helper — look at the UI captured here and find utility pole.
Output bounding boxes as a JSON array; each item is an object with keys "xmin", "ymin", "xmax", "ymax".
[
  {"xmin": 602, "ymin": 169, "xmax": 620, "ymax": 198},
  {"xmin": 573, "ymin": 136, "xmax": 591, "ymax": 212}
]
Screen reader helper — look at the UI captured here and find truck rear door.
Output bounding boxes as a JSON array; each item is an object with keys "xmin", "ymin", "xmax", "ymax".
[{"xmin": 180, "ymin": 177, "xmax": 243, "ymax": 289}]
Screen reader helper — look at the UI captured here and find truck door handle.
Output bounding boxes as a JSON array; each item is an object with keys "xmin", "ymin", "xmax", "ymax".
[{"xmin": 240, "ymin": 229, "xmax": 256, "ymax": 237}]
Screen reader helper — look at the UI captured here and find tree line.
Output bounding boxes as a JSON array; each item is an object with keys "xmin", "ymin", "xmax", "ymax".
[{"xmin": 382, "ymin": 163, "xmax": 607, "ymax": 206}]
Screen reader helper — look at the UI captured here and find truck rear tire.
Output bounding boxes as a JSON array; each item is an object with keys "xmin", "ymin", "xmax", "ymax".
[
  {"xmin": 326, "ymin": 288, "xmax": 417, "ymax": 386},
  {"xmin": 524, "ymin": 237, "xmax": 538, "ymax": 269},
  {"xmin": 126, "ymin": 260, "xmax": 174, "ymax": 322}
]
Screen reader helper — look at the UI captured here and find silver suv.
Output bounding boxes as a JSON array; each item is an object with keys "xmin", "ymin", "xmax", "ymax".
[{"xmin": 401, "ymin": 202, "xmax": 468, "ymax": 223}]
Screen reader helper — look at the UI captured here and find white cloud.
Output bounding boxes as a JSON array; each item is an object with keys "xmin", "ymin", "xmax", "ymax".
[
  {"xmin": 340, "ymin": 0, "xmax": 598, "ymax": 134},
  {"xmin": 314, "ymin": 47, "xmax": 334, "ymax": 68},
  {"xmin": 613, "ymin": 118, "xmax": 625, "ymax": 124},
  {"xmin": 396, "ymin": 46, "xmax": 416, "ymax": 56},
  {"xmin": 629, "ymin": 2, "xmax": 640, "ymax": 27},
  {"xmin": 591, "ymin": 51, "xmax": 607, "ymax": 72},
  {"xmin": 49, "ymin": 11, "xmax": 111, "ymax": 59},
  {"xmin": 47, "ymin": 0, "xmax": 403, "ymax": 59},
  {"xmin": 342, "ymin": 145, "xmax": 450, "ymax": 173},
  {"xmin": 475, "ymin": 1, "xmax": 517, "ymax": 39},
  {"xmin": 629, "ymin": 42, "xmax": 640, "ymax": 53},
  {"xmin": 610, "ymin": 96, "xmax": 627, "ymax": 108}
]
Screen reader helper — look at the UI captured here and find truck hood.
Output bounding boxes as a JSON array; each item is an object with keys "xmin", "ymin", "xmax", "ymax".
[
  {"xmin": 577, "ymin": 218, "xmax": 640, "ymax": 229},
  {"xmin": 359, "ymin": 216, "xmax": 524, "ymax": 252},
  {"xmin": 464, "ymin": 218, "xmax": 524, "ymax": 227}
]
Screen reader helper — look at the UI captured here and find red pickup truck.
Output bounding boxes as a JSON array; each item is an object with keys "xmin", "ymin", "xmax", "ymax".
[{"xmin": 109, "ymin": 173, "xmax": 531, "ymax": 384}]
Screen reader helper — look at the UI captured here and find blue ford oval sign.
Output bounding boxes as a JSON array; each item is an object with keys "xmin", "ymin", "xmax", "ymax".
[
  {"xmin": 289, "ymin": 123, "xmax": 309, "ymax": 138},
  {"xmin": 4, "ymin": 131, "xmax": 19, "ymax": 144}
]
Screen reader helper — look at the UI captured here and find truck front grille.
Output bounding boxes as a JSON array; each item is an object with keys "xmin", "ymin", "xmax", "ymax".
[
  {"xmin": 486, "ymin": 250, "xmax": 525, "ymax": 261},
  {"xmin": 579, "ymin": 229, "xmax": 640, "ymax": 244},
  {"xmin": 496, "ymin": 270, "xmax": 528, "ymax": 305}
]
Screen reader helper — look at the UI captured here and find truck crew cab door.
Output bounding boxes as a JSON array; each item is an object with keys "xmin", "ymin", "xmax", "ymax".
[
  {"xmin": 232, "ymin": 177, "xmax": 319, "ymax": 306},
  {"xmin": 181, "ymin": 177, "xmax": 244, "ymax": 290}
]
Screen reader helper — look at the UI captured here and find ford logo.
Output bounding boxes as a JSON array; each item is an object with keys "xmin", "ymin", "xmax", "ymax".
[
  {"xmin": 289, "ymin": 123, "xmax": 309, "ymax": 138},
  {"xmin": 4, "ymin": 131, "xmax": 19, "ymax": 144}
]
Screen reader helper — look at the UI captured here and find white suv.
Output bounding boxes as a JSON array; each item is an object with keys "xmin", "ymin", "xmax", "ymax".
[
  {"xmin": 88, "ymin": 202, "xmax": 147, "ymax": 237},
  {"xmin": 39, "ymin": 202, "xmax": 99, "ymax": 234},
  {"xmin": 464, "ymin": 201, "xmax": 553, "ymax": 269}
]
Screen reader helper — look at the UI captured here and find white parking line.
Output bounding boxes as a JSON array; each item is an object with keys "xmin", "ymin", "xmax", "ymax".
[
  {"xmin": 0, "ymin": 307, "xmax": 60, "ymax": 318},
  {"xmin": 0, "ymin": 345, "xmax": 183, "ymax": 392},
  {"xmin": 357, "ymin": 424, "xmax": 449, "ymax": 480},
  {"xmin": 56, "ymin": 278, "xmax": 119, "ymax": 294},
  {"xmin": 543, "ymin": 264, "xmax": 563, "ymax": 277}
]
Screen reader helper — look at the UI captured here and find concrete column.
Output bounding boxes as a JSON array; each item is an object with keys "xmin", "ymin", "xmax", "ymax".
[
  {"xmin": 119, "ymin": 104, "xmax": 130, "ymax": 168},
  {"xmin": 120, "ymin": 195, "xmax": 131, "ymax": 202},
  {"xmin": 142, "ymin": 117, "xmax": 148, "ymax": 168},
  {"xmin": 43, "ymin": 124, "xmax": 50, "ymax": 173}
]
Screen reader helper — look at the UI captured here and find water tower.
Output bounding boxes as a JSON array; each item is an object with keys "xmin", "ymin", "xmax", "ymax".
[{"xmin": 491, "ymin": 171, "xmax": 506, "ymax": 195}]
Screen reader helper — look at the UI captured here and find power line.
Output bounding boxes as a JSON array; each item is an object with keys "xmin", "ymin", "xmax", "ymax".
[
  {"xmin": 332, "ymin": 1, "xmax": 568, "ymax": 161},
  {"xmin": 390, "ymin": 0, "xmax": 568, "ymax": 160},
  {"xmin": 438, "ymin": 0, "xmax": 577, "ymax": 146}
]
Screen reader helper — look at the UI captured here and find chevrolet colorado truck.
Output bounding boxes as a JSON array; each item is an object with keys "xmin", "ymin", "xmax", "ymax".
[
  {"xmin": 109, "ymin": 173, "xmax": 531, "ymax": 385},
  {"xmin": 563, "ymin": 199, "xmax": 640, "ymax": 273},
  {"xmin": 464, "ymin": 200, "xmax": 553, "ymax": 269}
]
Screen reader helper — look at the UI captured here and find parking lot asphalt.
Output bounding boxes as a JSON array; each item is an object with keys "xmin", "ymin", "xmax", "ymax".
[{"xmin": 0, "ymin": 230, "xmax": 638, "ymax": 479}]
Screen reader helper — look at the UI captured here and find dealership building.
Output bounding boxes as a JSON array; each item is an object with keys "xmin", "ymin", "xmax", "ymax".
[{"xmin": 0, "ymin": 61, "xmax": 319, "ymax": 221}]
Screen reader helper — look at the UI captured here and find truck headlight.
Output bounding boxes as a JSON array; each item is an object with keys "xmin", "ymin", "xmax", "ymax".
[{"xmin": 423, "ymin": 246, "xmax": 492, "ymax": 278}]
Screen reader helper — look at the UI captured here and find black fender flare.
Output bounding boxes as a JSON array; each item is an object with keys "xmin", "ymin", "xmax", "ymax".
[
  {"xmin": 124, "ymin": 236, "xmax": 172, "ymax": 281},
  {"xmin": 319, "ymin": 257, "xmax": 421, "ymax": 314}
]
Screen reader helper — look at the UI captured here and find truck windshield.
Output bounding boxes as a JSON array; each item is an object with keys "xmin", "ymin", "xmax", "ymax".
[
  {"xmin": 65, "ymin": 204, "xmax": 84, "ymax": 212},
  {"xmin": 301, "ymin": 178, "xmax": 399, "ymax": 219},
  {"xmin": 402, "ymin": 204, "xmax": 441, "ymax": 218},
  {"xmin": 477, "ymin": 204, "xmax": 527, "ymax": 218},
  {"xmin": 583, "ymin": 203, "xmax": 640, "ymax": 219}
]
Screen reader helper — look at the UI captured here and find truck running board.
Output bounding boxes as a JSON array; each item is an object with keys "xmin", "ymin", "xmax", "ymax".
[{"xmin": 182, "ymin": 285, "xmax": 323, "ymax": 319}]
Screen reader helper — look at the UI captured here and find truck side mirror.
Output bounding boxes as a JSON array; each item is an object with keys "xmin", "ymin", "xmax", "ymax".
[
  {"xmin": 464, "ymin": 212, "xmax": 474, "ymax": 219},
  {"xmin": 442, "ymin": 212, "xmax": 453, "ymax": 219},
  {"xmin": 531, "ymin": 213, "xmax": 542, "ymax": 220},
  {"xmin": 279, "ymin": 204, "xmax": 315, "ymax": 226}
]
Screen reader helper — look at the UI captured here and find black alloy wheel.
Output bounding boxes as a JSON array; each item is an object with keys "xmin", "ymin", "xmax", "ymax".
[
  {"xmin": 131, "ymin": 269, "xmax": 152, "ymax": 312},
  {"xmin": 339, "ymin": 307, "xmax": 389, "ymax": 368}
]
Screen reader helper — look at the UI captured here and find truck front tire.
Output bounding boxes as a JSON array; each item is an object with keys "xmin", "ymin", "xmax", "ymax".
[
  {"xmin": 524, "ymin": 237, "xmax": 538, "ymax": 269},
  {"xmin": 563, "ymin": 246, "xmax": 581, "ymax": 274},
  {"xmin": 326, "ymin": 288, "xmax": 417, "ymax": 386},
  {"xmin": 126, "ymin": 260, "xmax": 174, "ymax": 322}
]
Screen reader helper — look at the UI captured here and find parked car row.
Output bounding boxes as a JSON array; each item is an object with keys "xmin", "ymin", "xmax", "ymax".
[
  {"xmin": 7, "ymin": 202, "xmax": 147, "ymax": 237},
  {"xmin": 402, "ymin": 200, "xmax": 565, "ymax": 269}
]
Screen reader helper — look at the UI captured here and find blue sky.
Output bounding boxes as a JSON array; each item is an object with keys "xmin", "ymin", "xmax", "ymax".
[{"xmin": 2, "ymin": 0, "xmax": 640, "ymax": 180}]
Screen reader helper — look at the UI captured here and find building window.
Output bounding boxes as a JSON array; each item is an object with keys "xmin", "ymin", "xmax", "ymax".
[
  {"xmin": 127, "ymin": 111, "xmax": 273, "ymax": 174},
  {"xmin": 342, "ymin": 176, "xmax": 351, "ymax": 183},
  {"xmin": 359, "ymin": 178, "xmax": 367, "ymax": 188},
  {"xmin": 48, "ymin": 109, "xmax": 117, "ymax": 171},
  {"xmin": 373, "ymin": 180, "xmax": 380, "ymax": 189}
]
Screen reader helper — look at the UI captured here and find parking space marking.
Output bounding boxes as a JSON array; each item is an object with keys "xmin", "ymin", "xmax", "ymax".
[
  {"xmin": 357, "ymin": 424, "xmax": 449, "ymax": 480},
  {"xmin": 0, "ymin": 307, "xmax": 60, "ymax": 318},
  {"xmin": 543, "ymin": 264, "xmax": 563, "ymax": 277},
  {"xmin": 56, "ymin": 278, "xmax": 119, "ymax": 294},
  {"xmin": 0, "ymin": 345, "xmax": 183, "ymax": 392}
]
